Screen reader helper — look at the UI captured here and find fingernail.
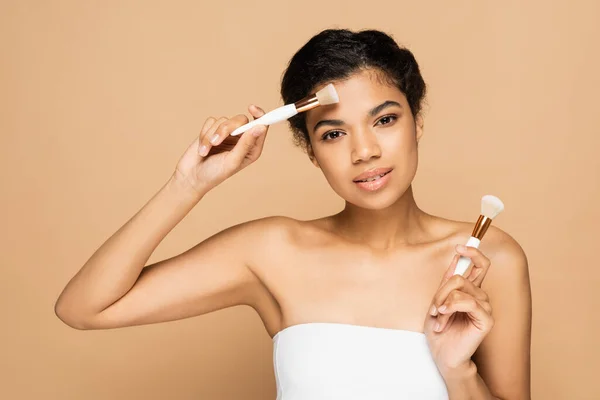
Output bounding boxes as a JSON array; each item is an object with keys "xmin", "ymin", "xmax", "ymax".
[
  {"xmin": 434, "ymin": 322, "xmax": 441, "ymax": 332},
  {"xmin": 251, "ymin": 127, "xmax": 263, "ymax": 137},
  {"xmin": 456, "ymin": 245, "xmax": 467, "ymax": 252},
  {"xmin": 438, "ymin": 305, "xmax": 447, "ymax": 313},
  {"xmin": 199, "ymin": 144, "xmax": 208, "ymax": 156},
  {"xmin": 209, "ymin": 134, "xmax": 219, "ymax": 145},
  {"xmin": 429, "ymin": 305, "xmax": 437, "ymax": 316}
]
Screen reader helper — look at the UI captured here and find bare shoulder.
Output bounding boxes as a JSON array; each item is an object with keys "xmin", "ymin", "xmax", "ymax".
[
  {"xmin": 430, "ymin": 217, "xmax": 530, "ymax": 288},
  {"xmin": 226, "ymin": 214, "xmax": 331, "ymax": 278},
  {"xmin": 241, "ymin": 214, "xmax": 335, "ymax": 245},
  {"xmin": 437, "ymin": 217, "xmax": 528, "ymax": 270},
  {"xmin": 215, "ymin": 215, "xmax": 300, "ymax": 248},
  {"xmin": 479, "ymin": 225, "xmax": 530, "ymax": 285},
  {"xmin": 481, "ymin": 225, "xmax": 526, "ymax": 257},
  {"xmin": 233, "ymin": 215, "xmax": 319, "ymax": 249}
]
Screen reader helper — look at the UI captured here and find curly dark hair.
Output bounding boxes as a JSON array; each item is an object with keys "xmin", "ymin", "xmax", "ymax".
[{"xmin": 280, "ymin": 28, "xmax": 427, "ymax": 151}]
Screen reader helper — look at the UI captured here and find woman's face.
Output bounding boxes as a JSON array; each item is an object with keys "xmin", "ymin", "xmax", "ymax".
[{"xmin": 305, "ymin": 69, "xmax": 423, "ymax": 210}]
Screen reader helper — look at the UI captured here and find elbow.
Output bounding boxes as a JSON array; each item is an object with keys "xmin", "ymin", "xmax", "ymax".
[{"xmin": 54, "ymin": 297, "xmax": 97, "ymax": 330}]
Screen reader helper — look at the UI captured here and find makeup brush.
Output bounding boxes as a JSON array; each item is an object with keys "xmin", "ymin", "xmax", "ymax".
[
  {"xmin": 230, "ymin": 83, "xmax": 339, "ymax": 136},
  {"xmin": 453, "ymin": 195, "xmax": 505, "ymax": 276}
]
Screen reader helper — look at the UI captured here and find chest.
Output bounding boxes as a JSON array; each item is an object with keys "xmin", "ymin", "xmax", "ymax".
[{"xmin": 261, "ymin": 245, "xmax": 450, "ymax": 331}]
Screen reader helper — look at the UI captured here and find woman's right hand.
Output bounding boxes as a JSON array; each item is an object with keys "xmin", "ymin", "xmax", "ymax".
[{"xmin": 173, "ymin": 104, "xmax": 269, "ymax": 195}]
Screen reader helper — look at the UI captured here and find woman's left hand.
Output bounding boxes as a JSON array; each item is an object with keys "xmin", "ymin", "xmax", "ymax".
[{"xmin": 424, "ymin": 245, "xmax": 495, "ymax": 375}]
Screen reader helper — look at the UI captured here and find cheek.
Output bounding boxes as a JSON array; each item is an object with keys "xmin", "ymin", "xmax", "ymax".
[
  {"xmin": 383, "ymin": 126, "xmax": 418, "ymax": 157},
  {"xmin": 313, "ymin": 148, "xmax": 350, "ymax": 187},
  {"xmin": 318, "ymin": 154, "xmax": 347, "ymax": 180}
]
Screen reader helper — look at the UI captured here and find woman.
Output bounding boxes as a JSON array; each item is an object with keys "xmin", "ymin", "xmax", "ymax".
[{"xmin": 55, "ymin": 29, "xmax": 532, "ymax": 399}]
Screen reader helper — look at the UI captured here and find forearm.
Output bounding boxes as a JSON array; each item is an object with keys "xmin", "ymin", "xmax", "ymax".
[
  {"xmin": 55, "ymin": 173, "xmax": 206, "ymax": 325},
  {"xmin": 442, "ymin": 362, "xmax": 499, "ymax": 400}
]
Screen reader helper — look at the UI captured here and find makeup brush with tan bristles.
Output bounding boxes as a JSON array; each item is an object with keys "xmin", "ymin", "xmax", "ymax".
[
  {"xmin": 230, "ymin": 83, "xmax": 339, "ymax": 136},
  {"xmin": 453, "ymin": 195, "xmax": 505, "ymax": 276}
]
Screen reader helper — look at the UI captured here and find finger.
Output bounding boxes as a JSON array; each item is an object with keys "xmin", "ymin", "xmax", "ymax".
[
  {"xmin": 429, "ymin": 274, "xmax": 488, "ymax": 317},
  {"xmin": 433, "ymin": 290, "xmax": 466, "ymax": 328},
  {"xmin": 249, "ymin": 104, "xmax": 266, "ymax": 119},
  {"xmin": 439, "ymin": 254, "xmax": 460, "ymax": 287},
  {"xmin": 434, "ymin": 309, "xmax": 456, "ymax": 333},
  {"xmin": 201, "ymin": 117, "xmax": 217, "ymax": 136},
  {"xmin": 429, "ymin": 254, "xmax": 459, "ymax": 316},
  {"xmin": 199, "ymin": 117, "xmax": 227, "ymax": 157},
  {"xmin": 455, "ymin": 245, "xmax": 492, "ymax": 287},
  {"xmin": 208, "ymin": 114, "xmax": 250, "ymax": 148},
  {"xmin": 248, "ymin": 104, "xmax": 270, "ymax": 138},
  {"xmin": 438, "ymin": 289, "xmax": 492, "ymax": 315},
  {"xmin": 467, "ymin": 266, "xmax": 484, "ymax": 285},
  {"xmin": 228, "ymin": 125, "xmax": 265, "ymax": 166},
  {"xmin": 436, "ymin": 293, "xmax": 494, "ymax": 333},
  {"xmin": 195, "ymin": 117, "xmax": 217, "ymax": 156},
  {"xmin": 435, "ymin": 291, "xmax": 473, "ymax": 332}
]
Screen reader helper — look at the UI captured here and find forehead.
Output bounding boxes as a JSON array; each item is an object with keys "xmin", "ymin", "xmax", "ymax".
[{"xmin": 306, "ymin": 70, "xmax": 406, "ymax": 129}]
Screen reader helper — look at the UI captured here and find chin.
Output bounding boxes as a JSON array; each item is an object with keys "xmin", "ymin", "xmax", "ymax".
[
  {"xmin": 349, "ymin": 192, "xmax": 404, "ymax": 210},
  {"xmin": 336, "ymin": 184, "xmax": 409, "ymax": 211}
]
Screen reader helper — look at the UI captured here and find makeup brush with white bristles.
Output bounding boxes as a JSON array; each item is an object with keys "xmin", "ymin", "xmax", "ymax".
[
  {"xmin": 230, "ymin": 83, "xmax": 339, "ymax": 136},
  {"xmin": 453, "ymin": 195, "xmax": 505, "ymax": 276}
]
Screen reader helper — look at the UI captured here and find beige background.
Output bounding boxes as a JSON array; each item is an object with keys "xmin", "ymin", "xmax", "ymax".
[{"xmin": 1, "ymin": 1, "xmax": 599, "ymax": 399}]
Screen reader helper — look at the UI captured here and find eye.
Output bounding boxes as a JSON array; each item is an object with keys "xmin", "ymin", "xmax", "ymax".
[
  {"xmin": 321, "ymin": 130, "xmax": 346, "ymax": 141},
  {"xmin": 376, "ymin": 114, "xmax": 397, "ymax": 126}
]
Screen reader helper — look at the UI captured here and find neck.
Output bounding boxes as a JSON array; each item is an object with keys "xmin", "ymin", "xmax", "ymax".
[{"xmin": 331, "ymin": 186, "xmax": 432, "ymax": 250}]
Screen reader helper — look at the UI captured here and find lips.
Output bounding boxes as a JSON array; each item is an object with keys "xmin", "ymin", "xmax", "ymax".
[{"xmin": 352, "ymin": 167, "xmax": 393, "ymax": 183}]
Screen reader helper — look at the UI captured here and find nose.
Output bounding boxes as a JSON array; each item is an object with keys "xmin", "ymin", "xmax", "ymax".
[{"xmin": 351, "ymin": 130, "xmax": 382, "ymax": 164}]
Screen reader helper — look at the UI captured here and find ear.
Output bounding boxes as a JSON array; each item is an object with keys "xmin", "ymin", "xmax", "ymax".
[
  {"xmin": 415, "ymin": 114, "xmax": 424, "ymax": 144},
  {"xmin": 307, "ymin": 145, "xmax": 320, "ymax": 168}
]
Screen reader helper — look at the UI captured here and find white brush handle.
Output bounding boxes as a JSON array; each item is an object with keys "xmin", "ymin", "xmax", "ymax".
[
  {"xmin": 230, "ymin": 104, "xmax": 298, "ymax": 136},
  {"xmin": 453, "ymin": 236, "xmax": 481, "ymax": 276}
]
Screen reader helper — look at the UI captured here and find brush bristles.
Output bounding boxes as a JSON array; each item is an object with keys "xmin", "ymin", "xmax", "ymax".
[
  {"xmin": 481, "ymin": 195, "xmax": 504, "ymax": 219},
  {"xmin": 315, "ymin": 83, "xmax": 339, "ymax": 106}
]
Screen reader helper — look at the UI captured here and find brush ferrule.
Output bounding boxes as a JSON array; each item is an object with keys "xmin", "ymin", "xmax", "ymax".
[
  {"xmin": 471, "ymin": 215, "xmax": 492, "ymax": 239},
  {"xmin": 294, "ymin": 94, "xmax": 319, "ymax": 113}
]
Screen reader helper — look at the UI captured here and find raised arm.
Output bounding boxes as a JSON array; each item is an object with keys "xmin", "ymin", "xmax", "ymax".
[{"xmin": 55, "ymin": 107, "xmax": 274, "ymax": 330}]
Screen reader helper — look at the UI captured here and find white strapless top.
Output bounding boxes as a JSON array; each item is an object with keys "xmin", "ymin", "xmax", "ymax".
[{"xmin": 273, "ymin": 323, "xmax": 449, "ymax": 400}]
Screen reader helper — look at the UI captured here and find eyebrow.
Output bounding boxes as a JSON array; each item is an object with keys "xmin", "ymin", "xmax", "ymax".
[
  {"xmin": 312, "ymin": 100, "xmax": 402, "ymax": 133},
  {"xmin": 369, "ymin": 100, "xmax": 401, "ymax": 117}
]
